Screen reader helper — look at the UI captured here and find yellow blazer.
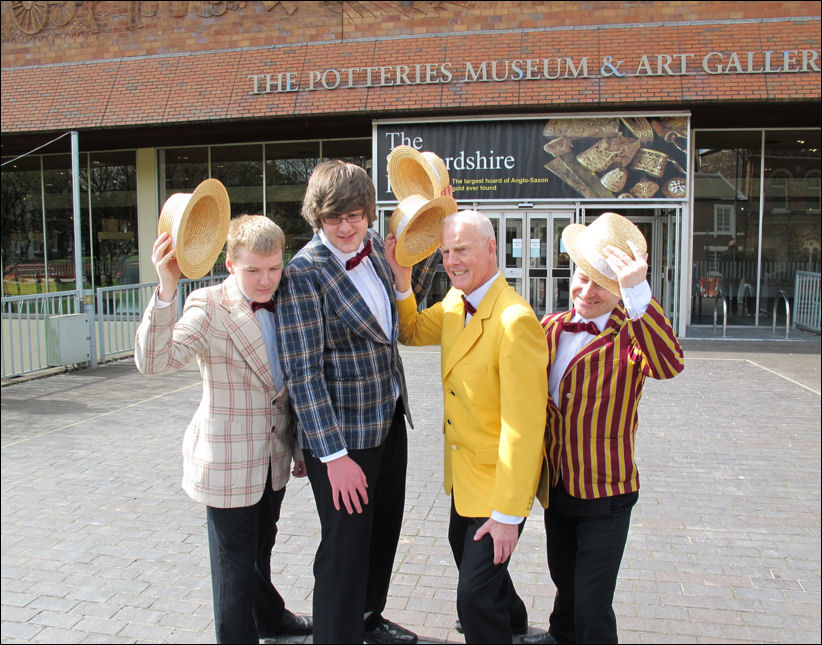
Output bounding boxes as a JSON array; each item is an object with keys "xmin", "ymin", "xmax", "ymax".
[{"xmin": 398, "ymin": 274, "xmax": 548, "ymax": 517}]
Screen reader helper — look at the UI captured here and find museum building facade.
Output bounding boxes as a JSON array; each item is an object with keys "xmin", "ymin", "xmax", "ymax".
[{"xmin": 2, "ymin": 1, "xmax": 820, "ymax": 335}]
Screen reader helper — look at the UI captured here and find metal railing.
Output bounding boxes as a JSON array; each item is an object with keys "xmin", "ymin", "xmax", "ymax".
[
  {"xmin": 2, "ymin": 290, "xmax": 82, "ymax": 378},
  {"xmin": 772, "ymin": 290, "xmax": 792, "ymax": 339},
  {"xmin": 712, "ymin": 287, "xmax": 728, "ymax": 337},
  {"xmin": 793, "ymin": 271, "xmax": 821, "ymax": 333},
  {"xmin": 95, "ymin": 275, "xmax": 225, "ymax": 364},
  {"xmin": 2, "ymin": 275, "xmax": 226, "ymax": 380}
]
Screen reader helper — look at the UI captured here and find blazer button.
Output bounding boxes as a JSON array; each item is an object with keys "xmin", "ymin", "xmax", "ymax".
[
  {"xmin": 566, "ymin": 393, "xmax": 572, "ymax": 399},
  {"xmin": 447, "ymin": 419, "xmax": 452, "ymax": 425},
  {"xmin": 450, "ymin": 390, "xmax": 455, "ymax": 396}
]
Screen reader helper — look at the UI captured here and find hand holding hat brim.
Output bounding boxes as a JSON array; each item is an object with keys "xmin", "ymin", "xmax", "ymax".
[
  {"xmin": 157, "ymin": 178, "xmax": 231, "ymax": 279},
  {"xmin": 602, "ymin": 240, "xmax": 648, "ymax": 290},
  {"xmin": 390, "ymin": 194, "xmax": 458, "ymax": 266}
]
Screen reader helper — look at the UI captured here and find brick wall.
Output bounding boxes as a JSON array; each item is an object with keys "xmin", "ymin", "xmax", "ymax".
[
  {"xmin": 1, "ymin": 1, "xmax": 819, "ymax": 134},
  {"xmin": 2, "ymin": 1, "xmax": 819, "ymax": 66}
]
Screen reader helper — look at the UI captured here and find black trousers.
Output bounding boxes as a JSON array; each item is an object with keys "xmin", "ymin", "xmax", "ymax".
[
  {"xmin": 304, "ymin": 400, "xmax": 408, "ymax": 644},
  {"xmin": 448, "ymin": 499, "xmax": 528, "ymax": 644},
  {"xmin": 544, "ymin": 482, "xmax": 638, "ymax": 644},
  {"xmin": 206, "ymin": 471, "xmax": 286, "ymax": 644}
]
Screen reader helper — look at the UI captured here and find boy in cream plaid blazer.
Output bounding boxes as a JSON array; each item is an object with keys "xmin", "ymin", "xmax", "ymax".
[{"xmin": 135, "ymin": 214, "xmax": 312, "ymax": 643}]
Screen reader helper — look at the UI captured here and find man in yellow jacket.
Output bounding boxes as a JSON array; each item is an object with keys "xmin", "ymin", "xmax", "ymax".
[{"xmin": 386, "ymin": 210, "xmax": 549, "ymax": 644}]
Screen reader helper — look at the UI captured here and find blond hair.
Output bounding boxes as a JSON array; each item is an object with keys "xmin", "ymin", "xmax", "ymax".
[{"xmin": 225, "ymin": 215, "xmax": 284, "ymax": 260}]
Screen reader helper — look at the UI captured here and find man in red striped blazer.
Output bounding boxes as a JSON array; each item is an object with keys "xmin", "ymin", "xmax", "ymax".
[{"xmin": 522, "ymin": 212, "xmax": 684, "ymax": 645}]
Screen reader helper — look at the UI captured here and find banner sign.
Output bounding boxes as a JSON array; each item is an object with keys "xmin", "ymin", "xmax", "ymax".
[{"xmin": 375, "ymin": 116, "xmax": 689, "ymax": 202}]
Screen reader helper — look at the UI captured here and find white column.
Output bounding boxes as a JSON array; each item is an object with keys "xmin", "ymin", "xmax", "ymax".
[{"xmin": 136, "ymin": 148, "xmax": 159, "ymax": 284}]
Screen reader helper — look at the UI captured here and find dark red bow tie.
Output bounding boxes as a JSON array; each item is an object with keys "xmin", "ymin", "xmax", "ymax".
[
  {"xmin": 345, "ymin": 239, "xmax": 373, "ymax": 271},
  {"xmin": 562, "ymin": 320, "xmax": 599, "ymax": 335},
  {"xmin": 462, "ymin": 295, "xmax": 477, "ymax": 316},
  {"xmin": 251, "ymin": 299, "xmax": 276, "ymax": 314}
]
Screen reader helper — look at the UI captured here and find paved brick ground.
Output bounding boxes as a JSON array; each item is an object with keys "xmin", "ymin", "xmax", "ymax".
[{"xmin": 1, "ymin": 339, "xmax": 820, "ymax": 644}]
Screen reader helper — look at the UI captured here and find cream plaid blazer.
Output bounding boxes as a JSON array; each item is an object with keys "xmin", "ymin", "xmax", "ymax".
[{"xmin": 135, "ymin": 275, "xmax": 299, "ymax": 508}]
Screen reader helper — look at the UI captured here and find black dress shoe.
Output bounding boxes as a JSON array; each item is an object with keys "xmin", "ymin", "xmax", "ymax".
[
  {"xmin": 260, "ymin": 609, "xmax": 313, "ymax": 637},
  {"xmin": 520, "ymin": 630, "xmax": 559, "ymax": 644},
  {"xmin": 363, "ymin": 617, "xmax": 418, "ymax": 644},
  {"xmin": 455, "ymin": 619, "xmax": 528, "ymax": 636}
]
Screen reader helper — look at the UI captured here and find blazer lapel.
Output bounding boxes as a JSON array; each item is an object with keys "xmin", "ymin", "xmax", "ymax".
[
  {"xmin": 442, "ymin": 275, "xmax": 507, "ymax": 379},
  {"xmin": 313, "ymin": 233, "xmax": 391, "ymax": 345},
  {"xmin": 562, "ymin": 305, "xmax": 624, "ymax": 374},
  {"xmin": 222, "ymin": 276, "xmax": 277, "ymax": 391}
]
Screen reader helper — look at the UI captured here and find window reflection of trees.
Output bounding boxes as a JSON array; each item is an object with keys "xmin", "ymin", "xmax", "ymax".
[
  {"xmin": 266, "ymin": 158, "xmax": 316, "ymax": 262},
  {"xmin": 90, "ymin": 156, "xmax": 138, "ymax": 288},
  {"xmin": 1, "ymin": 163, "xmax": 44, "ymax": 293}
]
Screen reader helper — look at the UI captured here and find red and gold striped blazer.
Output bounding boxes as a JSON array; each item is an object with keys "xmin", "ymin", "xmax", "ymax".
[{"xmin": 540, "ymin": 299, "xmax": 684, "ymax": 500}]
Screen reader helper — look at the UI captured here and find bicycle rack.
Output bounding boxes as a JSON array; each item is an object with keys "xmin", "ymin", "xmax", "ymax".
[
  {"xmin": 773, "ymin": 290, "xmax": 791, "ymax": 339},
  {"xmin": 713, "ymin": 288, "xmax": 728, "ymax": 337}
]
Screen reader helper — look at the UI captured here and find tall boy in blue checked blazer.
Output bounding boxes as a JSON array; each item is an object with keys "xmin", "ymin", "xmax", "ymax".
[{"xmin": 276, "ymin": 160, "xmax": 430, "ymax": 645}]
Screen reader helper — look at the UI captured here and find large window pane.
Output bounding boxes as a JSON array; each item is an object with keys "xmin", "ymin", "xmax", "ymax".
[
  {"xmin": 322, "ymin": 138, "xmax": 371, "ymax": 170},
  {"xmin": 160, "ymin": 147, "xmax": 208, "ymax": 203},
  {"xmin": 2, "ymin": 155, "xmax": 46, "ymax": 295},
  {"xmin": 43, "ymin": 154, "xmax": 79, "ymax": 291},
  {"xmin": 761, "ymin": 129, "xmax": 821, "ymax": 319},
  {"xmin": 212, "ymin": 144, "xmax": 264, "ymax": 218},
  {"xmin": 692, "ymin": 132, "xmax": 761, "ymax": 325},
  {"xmin": 265, "ymin": 142, "xmax": 319, "ymax": 263},
  {"xmin": 90, "ymin": 151, "xmax": 138, "ymax": 287},
  {"xmin": 692, "ymin": 129, "xmax": 821, "ymax": 327}
]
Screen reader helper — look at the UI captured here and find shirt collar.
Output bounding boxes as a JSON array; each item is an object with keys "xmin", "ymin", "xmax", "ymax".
[
  {"xmin": 319, "ymin": 229, "xmax": 368, "ymax": 267},
  {"xmin": 571, "ymin": 310, "xmax": 612, "ymax": 332},
  {"xmin": 463, "ymin": 271, "xmax": 500, "ymax": 311}
]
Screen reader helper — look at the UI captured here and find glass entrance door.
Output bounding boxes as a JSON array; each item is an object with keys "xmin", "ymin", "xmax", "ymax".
[
  {"xmin": 582, "ymin": 207, "xmax": 681, "ymax": 321},
  {"xmin": 486, "ymin": 209, "xmax": 574, "ymax": 319}
]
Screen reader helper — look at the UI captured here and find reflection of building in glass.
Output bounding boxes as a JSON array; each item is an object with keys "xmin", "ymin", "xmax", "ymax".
[{"xmin": 692, "ymin": 131, "xmax": 821, "ymax": 326}]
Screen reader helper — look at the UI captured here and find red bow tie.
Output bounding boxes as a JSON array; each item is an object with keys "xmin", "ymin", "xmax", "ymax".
[
  {"xmin": 345, "ymin": 240, "xmax": 373, "ymax": 271},
  {"xmin": 562, "ymin": 320, "xmax": 599, "ymax": 335},
  {"xmin": 462, "ymin": 295, "xmax": 477, "ymax": 316},
  {"xmin": 251, "ymin": 299, "xmax": 276, "ymax": 314}
]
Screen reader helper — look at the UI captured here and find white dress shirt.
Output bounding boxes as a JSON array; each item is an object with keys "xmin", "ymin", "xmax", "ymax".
[
  {"xmin": 461, "ymin": 271, "xmax": 500, "ymax": 325},
  {"xmin": 320, "ymin": 230, "xmax": 392, "ymax": 341}
]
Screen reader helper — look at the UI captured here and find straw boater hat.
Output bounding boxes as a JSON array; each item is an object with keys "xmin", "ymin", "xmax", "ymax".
[
  {"xmin": 387, "ymin": 145, "xmax": 450, "ymax": 201},
  {"xmin": 157, "ymin": 178, "xmax": 231, "ymax": 279},
  {"xmin": 562, "ymin": 211, "xmax": 647, "ymax": 297},
  {"xmin": 390, "ymin": 194, "xmax": 458, "ymax": 266}
]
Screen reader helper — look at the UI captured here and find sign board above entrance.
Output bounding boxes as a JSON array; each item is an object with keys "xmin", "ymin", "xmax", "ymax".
[
  {"xmin": 249, "ymin": 50, "xmax": 820, "ymax": 94},
  {"xmin": 375, "ymin": 116, "xmax": 690, "ymax": 202}
]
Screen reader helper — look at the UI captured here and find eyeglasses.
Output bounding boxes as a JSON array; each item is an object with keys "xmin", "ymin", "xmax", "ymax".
[{"xmin": 322, "ymin": 212, "xmax": 366, "ymax": 226}]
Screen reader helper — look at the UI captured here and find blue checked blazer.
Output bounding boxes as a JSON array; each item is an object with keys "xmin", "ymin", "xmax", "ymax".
[{"xmin": 275, "ymin": 230, "xmax": 413, "ymax": 459}]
